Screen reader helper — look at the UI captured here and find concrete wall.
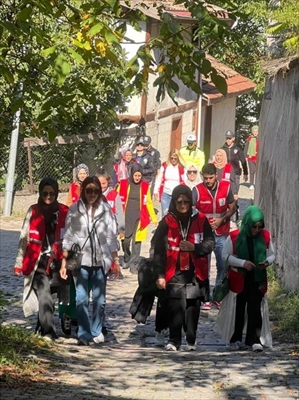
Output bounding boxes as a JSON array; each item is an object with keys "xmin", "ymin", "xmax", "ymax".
[{"xmin": 256, "ymin": 65, "xmax": 299, "ymax": 292}]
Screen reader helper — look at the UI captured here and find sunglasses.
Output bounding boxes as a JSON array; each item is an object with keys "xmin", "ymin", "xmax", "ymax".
[
  {"xmin": 136, "ymin": 143, "xmax": 144, "ymax": 146},
  {"xmin": 42, "ymin": 191, "xmax": 55, "ymax": 197},
  {"xmin": 176, "ymin": 200, "xmax": 191, "ymax": 205},
  {"xmin": 85, "ymin": 188, "xmax": 101, "ymax": 195},
  {"xmin": 170, "ymin": 157, "xmax": 178, "ymax": 160},
  {"xmin": 187, "ymin": 170, "xmax": 197, "ymax": 175}
]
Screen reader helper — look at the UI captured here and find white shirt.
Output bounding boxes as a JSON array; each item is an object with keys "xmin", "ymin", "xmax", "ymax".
[{"xmin": 154, "ymin": 164, "xmax": 184, "ymax": 196}]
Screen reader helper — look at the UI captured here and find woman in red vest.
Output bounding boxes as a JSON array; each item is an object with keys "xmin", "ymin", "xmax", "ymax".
[
  {"xmin": 118, "ymin": 163, "xmax": 158, "ymax": 274},
  {"xmin": 215, "ymin": 205, "xmax": 275, "ymax": 352},
  {"xmin": 153, "ymin": 149, "xmax": 185, "ymax": 217},
  {"xmin": 66, "ymin": 163, "xmax": 89, "ymax": 206},
  {"xmin": 14, "ymin": 178, "xmax": 69, "ymax": 341},
  {"xmin": 213, "ymin": 149, "xmax": 237, "ymax": 197},
  {"xmin": 153, "ymin": 185, "xmax": 214, "ymax": 351}
]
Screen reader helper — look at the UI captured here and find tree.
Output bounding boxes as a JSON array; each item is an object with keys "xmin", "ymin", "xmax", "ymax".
[{"xmin": 0, "ymin": 0, "xmax": 244, "ymax": 142}]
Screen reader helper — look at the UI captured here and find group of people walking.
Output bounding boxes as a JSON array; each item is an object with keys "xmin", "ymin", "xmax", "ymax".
[{"xmin": 14, "ymin": 124, "xmax": 273, "ymax": 353}]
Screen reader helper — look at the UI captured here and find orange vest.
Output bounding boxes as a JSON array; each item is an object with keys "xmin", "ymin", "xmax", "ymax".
[
  {"xmin": 22, "ymin": 204, "xmax": 69, "ymax": 275},
  {"xmin": 195, "ymin": 181, "xmax": 231, "ymax": 235},
  {"xmin": 228, "ymin": 229, "xmax": 270, "ymax": 293},
  {"xmin": 164, "ymin": 213, "xmax": 209, "ymax": 283},
  {"xmin": 105, "ymin": 189, "xmax": 118, "ymax": 214},
  {"xmin": 119, "ymin": 179, "xmax": 151, "ymax": 229}
]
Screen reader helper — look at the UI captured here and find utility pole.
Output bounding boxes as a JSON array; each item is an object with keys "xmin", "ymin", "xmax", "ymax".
[{"xmin": 3, "ymin": 107, "xmax": 22, "ymax": 216}]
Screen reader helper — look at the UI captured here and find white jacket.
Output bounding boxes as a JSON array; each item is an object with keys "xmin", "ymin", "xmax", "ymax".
[{"xmin": 63, "ymin": 199, "xmax": 118, "ymax": 274}]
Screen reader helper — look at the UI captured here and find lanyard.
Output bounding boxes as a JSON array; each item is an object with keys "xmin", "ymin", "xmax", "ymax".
[{"xmin": 178, "ymin": 218, "xmax": 191, "ymax": 241}]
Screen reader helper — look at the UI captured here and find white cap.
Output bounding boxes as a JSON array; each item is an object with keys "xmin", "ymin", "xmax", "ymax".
[{"xmin": 187, "ymin": 134, "xmax": 196, "ymax": 142}]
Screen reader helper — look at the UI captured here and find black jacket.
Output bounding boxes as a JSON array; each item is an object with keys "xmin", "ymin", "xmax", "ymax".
[{"xmin": 221, "ymin": 143, "xmax": 248, "ymax": 176}]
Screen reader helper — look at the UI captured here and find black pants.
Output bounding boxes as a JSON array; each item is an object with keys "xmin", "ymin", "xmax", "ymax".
[
  {"xmin": 32, "ymin": 268, "xmax": 57, "ymax": 338},
  {"xmin": 167, "ymin": 297, "xmax": 201, "ymax": 349},
  {"xmin": 248, "ymin": 160, "xmax": 256, "ymax": 185},
  {"xmin": 122, "ymin": 225, "xmax": 141, "ymax": 271},
  {"xmin": 155, "ymin": 298, "xmax": 168, "ymax": 333},
  {"xmin": 230, "ymin": 279, "xmax": 263, "ymax": 346}
]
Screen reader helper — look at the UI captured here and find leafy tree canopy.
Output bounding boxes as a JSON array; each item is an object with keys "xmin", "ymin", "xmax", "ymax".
[{"xmin": 0, "ymin": 0, "xmax": 245, "ymax": 143}]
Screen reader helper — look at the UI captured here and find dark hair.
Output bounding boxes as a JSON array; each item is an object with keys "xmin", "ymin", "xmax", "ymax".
[
  {"xmin": 95, "ymin": 169, "xmax": 111, "ymax": 184},
  {"xmin": 80, "ymin": 176, "xmax": 103, "ymax": 209},
  {"xmin": 202, "ymin": 163, "xmax": 217, "ymax": 175}
]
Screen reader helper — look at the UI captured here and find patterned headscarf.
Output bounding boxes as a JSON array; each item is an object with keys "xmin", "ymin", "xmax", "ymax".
[{"xmin": 76, "ymin": 164, "xmax": 89, "ymax": 182}]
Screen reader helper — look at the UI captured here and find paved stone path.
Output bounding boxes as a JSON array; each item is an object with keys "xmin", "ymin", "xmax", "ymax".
[{"xmin": 1, "ymin": 185, "xmax": 299, "ymax": 399}]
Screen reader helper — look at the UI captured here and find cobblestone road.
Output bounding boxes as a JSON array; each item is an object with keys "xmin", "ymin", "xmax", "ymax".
[{"xmin": 1, "ymin": 184, "xmax": 298, "ymax": 399}]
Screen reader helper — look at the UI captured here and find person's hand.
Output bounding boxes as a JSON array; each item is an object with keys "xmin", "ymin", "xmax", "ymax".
[
  {"xmin": 154, "ymin": 193, "xmax": 160, "ymax": 201},
  {"xmin": 256, "ymin": 260, "xmax": 269, "ymax": 269},
  {"xmin": 118, "ymin": 232, "xmax": 125, "ymax": 240},
  {"xmin": 156, "ymin": 278, "xmax": 166, "ymax": 290},
  {"xmin": 243, "ymin": 261, "xmax": 256, "ymax": 271},
  {"xmin": 14, "ymin": 266, "xmax": 22, "ymax": 276},
  {"xmin": 179, "ymin": 240, "xmax": 195, "ymax": 252},
  {"xmin": 210, "ymin": 217, "xmax": 222, "ymax": 230},
  {"xmin": 243, "ymin": 175, "xmax": 248, "ymax": 182},
  {"xmin": 233, "ymin": 194, "xmax": 239, "ymax": 201},
  {"xmin": 113, "ymin": 258, "xmax": 121, "ymax": 278},
  {"xmin": 60, "ymin": 258, "xmax": 68, "ymax": 280}
]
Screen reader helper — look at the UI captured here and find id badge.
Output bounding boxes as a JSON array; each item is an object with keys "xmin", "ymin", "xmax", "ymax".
[{"xmin": 179, "ymin": 251, "xmax": 190, "ymax": 271}]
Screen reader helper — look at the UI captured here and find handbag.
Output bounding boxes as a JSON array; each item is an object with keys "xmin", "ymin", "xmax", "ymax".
[
  {"xmin": 213, "ymin": 256, "xmax": 230, "ymax": 302},
  {"xmin": 213, "ymin": 275, "xmax": 229, "ymax": 302},
  {"xmin": 65, "ymin": 243, "xmax": 83, "ymax": 271}
]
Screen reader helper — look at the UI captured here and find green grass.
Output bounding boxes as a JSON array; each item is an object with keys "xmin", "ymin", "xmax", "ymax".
[{"xmin": 267, "ymin": 265, "xmax": 299, "ymax": 343}]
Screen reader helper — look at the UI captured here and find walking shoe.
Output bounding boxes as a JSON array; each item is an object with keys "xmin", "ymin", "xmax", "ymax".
[
  {"xmin": 252, "ymin": 343, "xmax": 263, "ymax": 352},
  {"xmin": 93, "ymin": 332, "xmax": 105, "ymax": 344},
  {"xmin": 165, "ymin": 343, "xmax": 177, "ymax": 351},
  {"xmin": 249, "ymin": 185, "xmax": 254, "ymax": 190},
  {"xmin": 201, "ymin": 302, "xmax": 212, "ymax": 310},
  {"xmin": 186, "ymin": 342, "xmax": 197, "ymax": 351},
  {"xmin": 61, "ymin": 313, "xmax": 72, "ymax": 336},
  {"xmin": 155, "ymin": 329, "xmax": 166, "ymax": 346},
  {"xmin": 77, "ymin": 338, "xmax": 90, "ymax": 346},
  {"xmin": 213, "ymin": 301, "xmax": 221, "ymax": 309}
]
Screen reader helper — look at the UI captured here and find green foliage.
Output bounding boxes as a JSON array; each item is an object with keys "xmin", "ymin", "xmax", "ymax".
[{"xmin": 267, "ymin": 266, "xmax": 299, "ymax": 342}]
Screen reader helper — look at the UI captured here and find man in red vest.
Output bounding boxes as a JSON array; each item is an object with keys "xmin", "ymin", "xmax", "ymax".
[{"xmin": 192, "ymin": 163, "xmax": 236, "ymax": 310}]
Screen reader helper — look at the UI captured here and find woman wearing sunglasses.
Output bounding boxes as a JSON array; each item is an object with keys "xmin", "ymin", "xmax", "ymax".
[
  {"xmin": 60, "ymin": 176, "xmax": 120, "ymax": 346},
  {"xmin": 215, "ymin": 205, "xmax": 275, "ymax": 352},
  {"xmin": 153, "ymin": 185, "xmax": 214, "ymax": 351},
  {"xmin": 14, "ymin": 177, "xmax": 69, "ymax": 341},
  {"xmin": 183, "ymin": 163, "xmax": 202, "ymax": 190}
]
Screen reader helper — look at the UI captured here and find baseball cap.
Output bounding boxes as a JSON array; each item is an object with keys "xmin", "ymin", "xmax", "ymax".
[
  {"xmin": 187, "ymin": 134, "xmax": 197, "ymax": 143},
  {"xmin": 225, "ymin": 130, "xmax": 235, "ymax": 139}
]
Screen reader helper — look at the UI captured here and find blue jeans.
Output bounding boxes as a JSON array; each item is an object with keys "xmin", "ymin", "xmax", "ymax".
[
  {"xmin": 74, "ymin": 266, "xmax": 106, "ymax": 341},
  {"xmin": 208, "ymin": 234, "xmax": 228, "ymax": 291},
  {"xmin": 161, "ymin": 192, "xmax": 172, "ymax": 217}
]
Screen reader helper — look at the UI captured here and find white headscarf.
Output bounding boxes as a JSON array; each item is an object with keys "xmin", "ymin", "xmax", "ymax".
[{"xmin": 183, "ymin": 163, "xmax": 202, "ymax": 189}]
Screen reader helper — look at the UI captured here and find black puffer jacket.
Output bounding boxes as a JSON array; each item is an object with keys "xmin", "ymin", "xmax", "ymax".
[{"xmin": 221, "ymin": 143, "xmax": 248, "ymax": 176}]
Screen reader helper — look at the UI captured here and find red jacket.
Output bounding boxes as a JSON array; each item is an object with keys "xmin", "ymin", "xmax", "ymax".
[
  {"xmin": 164, "ymin": 213, "xmax": 209, "ymax": 283},
  {"xmin": 22, "ymin": 204, "xmax": 69, "ymax": 275},
  {"xmin": 118, "ymin": 179, "xmax": 151, "ymax": 229},
  {"xmin": 228, "ymin": 229, "xmax": 270, "ymax": 294},
  {"xmin": 194, "ymin": 181, "xmax": 231, "ymax": 235}
]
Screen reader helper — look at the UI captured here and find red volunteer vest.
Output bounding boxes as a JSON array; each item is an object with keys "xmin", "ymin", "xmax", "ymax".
[
  {"xmin": 70, "ymin": 182, "xmax": 80, "ymax": 204},
  {"xmin": 158, "ymin": 162, "xmax": 185, "ymax": 200},
  {"xmin": 22, "ymin": 203, "xmax": 69, "ymax": 275},
  {"xmin": 164, "ymin": 213, "xmax": 209, "ymax": 283},
  {"xmin": 228, "ymin": 229, "xmax": 270, "ymax": 293},
  {"xmin": 119, "ymin": 179, "xmax": 151, "ymax": 229},
  {"xmin": 195, "ymin": 181, "xmax": 230, "ymax": 235},
  {"xmin": 105, "ymin": 189, "xmax": 118, "ymax": 214},
  {"xmin": 221, "ymin": 163, "xmax": 233, "ymax": 182}
]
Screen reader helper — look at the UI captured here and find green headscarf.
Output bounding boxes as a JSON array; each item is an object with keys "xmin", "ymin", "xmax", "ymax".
[{"xmin": 236, "ymin": 205, "xmax": 267, "ymax": 286}]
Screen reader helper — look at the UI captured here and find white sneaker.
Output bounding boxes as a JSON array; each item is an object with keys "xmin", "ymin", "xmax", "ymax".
[
  {"xmin": 249, "ymin": 185, "xmax": 254, "ymax": 190},
  {"xmin": 165, "ymin": 343, "xmax": 177, "ymax": 351},
  {"xmin": 155, "ymin": 329, "xmax": 166, "ymax": 346},
  {"xmin": 93, "ymin": 332, "xmax": 105, "ymax": 344},
  {"xmin": 186, "ymin": 342, "xmax": 196, "ymax": 351},
  {"xmin": 252, "ymin": 343, "xmax": 263, "ymax": 352}
]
